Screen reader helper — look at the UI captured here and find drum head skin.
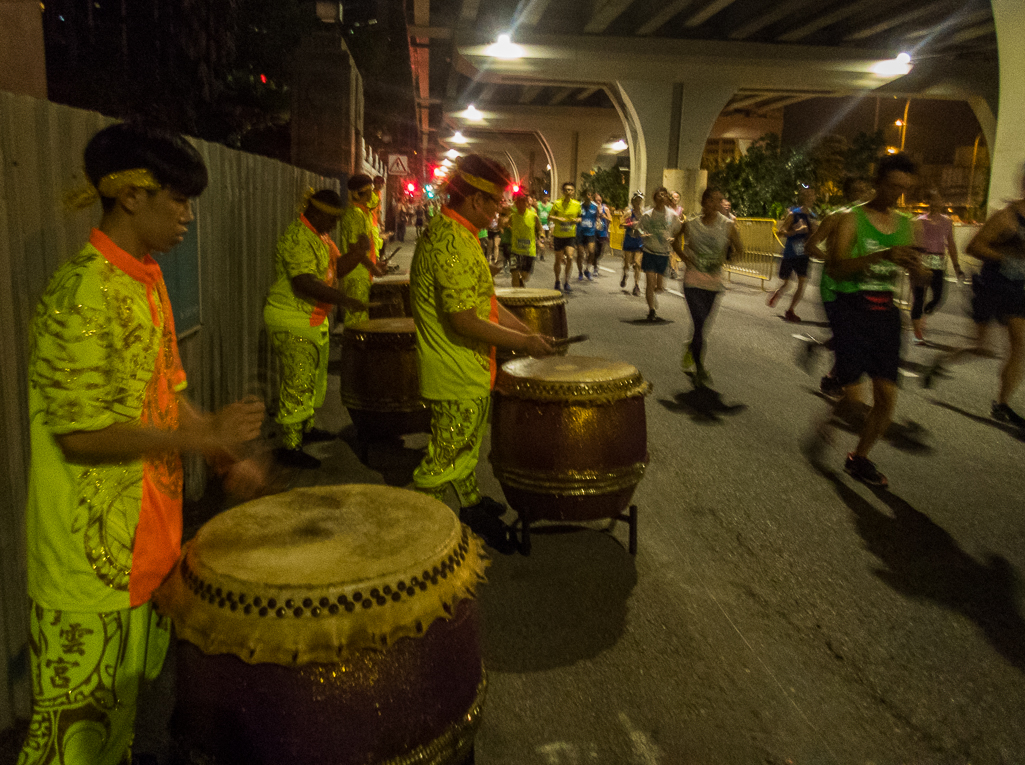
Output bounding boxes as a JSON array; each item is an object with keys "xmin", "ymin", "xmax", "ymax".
[
  {"xmin": 496, "ymin": 356, "xmax": 652, "ymax": 403},
  {"xmin": 154, "ymin": 485, "xmax": 488, "ymax": 665},
  {"xmin": 494, "ymin": 287, "xmax": 564, "ymax": 305}
]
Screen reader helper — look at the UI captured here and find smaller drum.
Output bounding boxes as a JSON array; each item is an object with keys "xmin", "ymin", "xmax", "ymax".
[
  {"xmin": 490, "ymin": 355, "xmax": 651, "ymax": 525},
  {"xmin": 339, "ymin": 317, "xmax": 429, "ymax": 446},
  {"xmin": 154, "ymin": 485, "xmax": 489, "ymax": 765},
  {"xmin": 494, "ymin": 287, "xmax": 568, "ymax": 362},
  {"xmin": 369, "ymin": 274, "xmax": 411, "ymax": 319}
]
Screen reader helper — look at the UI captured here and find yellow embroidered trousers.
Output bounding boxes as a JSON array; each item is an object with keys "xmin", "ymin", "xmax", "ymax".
[{"xmin": 413, "ymin": 397, "xmax": 490, "ymax": 507}]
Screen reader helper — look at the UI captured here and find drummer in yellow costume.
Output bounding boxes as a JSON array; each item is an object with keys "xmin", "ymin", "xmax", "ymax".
[
  {"xmin": 410, "ymin": 154, "xmax": 555, "ymax": 528},
  {"xmin": 339, "ymin": 174, "xmax": 386, "ymax": 327},
  {"xmin": 264, "ymin": 188, "xmax": 379, "ymax": 469}
]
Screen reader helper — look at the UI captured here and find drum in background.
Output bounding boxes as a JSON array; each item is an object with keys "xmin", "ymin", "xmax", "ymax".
[
  {"xmin": 154, "ymin": 484, "xmax": 489, "ymax": 765},
  {"xmin": 494, "ymin": 287, "xmax": 568, "ymax": 362},
  {"xmin": 490, "ymin": 355, "xmax": 651, "ymax": 527},
  {"xmin": 369, "ymin": 274, "xmax": 411, "ymax": 319},
  {"xmin": 339, "ymin": 317, "xmax": 430, "ymax": 450}
]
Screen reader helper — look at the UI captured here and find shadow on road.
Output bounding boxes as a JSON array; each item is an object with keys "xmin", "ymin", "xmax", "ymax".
[
  {"xmin": 929, "ymin": 399, "xmax": 1025, "ymax": 442},
  {"xmin": 820, "ymin": 468, "xmax": 1025, "ymax": 672},
  {"xmin": 806, "ymin": 392, "xmax": 934, "ymax": 455},
  {"xmin": 480, "ymin": 527, "xmax": 637, "ymax": 673},
  {"xmin": 337, "ymin": 425, "xmax": 426, "ymax": 486},
  {"xmin": 658, "ymin": 389, "xmax": 747, "ymax": 423},
  {"xmin": 620, "ymin": 317, "xmax": 675, "ymax": 326}
]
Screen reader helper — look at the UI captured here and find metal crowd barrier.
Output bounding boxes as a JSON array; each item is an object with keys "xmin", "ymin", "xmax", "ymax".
[{"xmin": 725, "ymin": 217, "xmax": 781, "ymax": 289}]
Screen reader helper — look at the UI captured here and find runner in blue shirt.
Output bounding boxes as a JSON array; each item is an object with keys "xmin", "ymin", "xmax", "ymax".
[
  {"xmin": 577, "ymin": 190, "xmax": 599, "ymax": 281},
  {"xmin": 592, "ymin": 193, "xmax": 612, "ymax": 279}
]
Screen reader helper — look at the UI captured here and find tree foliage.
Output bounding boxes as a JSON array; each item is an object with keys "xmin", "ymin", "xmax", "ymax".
[
  {"xmin": 580, "ymin": 166, "xmax": 630, "ymax": 209},
  {"xmin": 709, "ymin": 131, "xmax": 885, "ymax": 218}
]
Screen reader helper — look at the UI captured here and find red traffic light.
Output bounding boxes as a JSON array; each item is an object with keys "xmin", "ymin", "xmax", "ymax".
[
  {"xmin": 406, "ymin": 182, "xmax": 416, "ymax": 193},
  {"xmin": 512, "ymin": 184, "xmax": 520, "ymax": 193}
]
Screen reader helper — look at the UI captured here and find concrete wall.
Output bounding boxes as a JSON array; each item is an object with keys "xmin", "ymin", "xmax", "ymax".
[
  {"xmin": 989, "ymin": 0, "xmax": 1025, "ymax": 210},
  {"xmin": 0, "ymin": 1, "xmax": 46, "ymax": 99}
]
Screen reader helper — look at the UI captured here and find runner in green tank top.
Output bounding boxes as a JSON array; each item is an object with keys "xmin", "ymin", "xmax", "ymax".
[{"xmin": 810, "ymin": 153, "xmax": 924, "ymax": 487}]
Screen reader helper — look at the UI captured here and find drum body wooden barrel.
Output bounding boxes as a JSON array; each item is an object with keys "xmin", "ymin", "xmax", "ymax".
[
  {"xmin": 339, "ymin": 317, "xmax": 430, "ymax": 440},
  {"xmin": 494, "ymin": 287, "xmax": 568, "ymax": 363},
  {"xmin": 490, "ymin": 356, "xmax": 651, "ymax": 522},
  {"xmin": 369, "ymin": 274, "xmax": 411, "ymax": 318},
  {"xmin": 154, "ymin": 485, "xmax": 489, "ymax": 765}
]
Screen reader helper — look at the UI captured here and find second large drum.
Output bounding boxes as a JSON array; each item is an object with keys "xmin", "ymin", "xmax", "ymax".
[
  {"xmin": 339, "ymin": 317, "xmax": 429, "ymax": 442},
  {"xmin": 494, "ymin": 287, "xmax": 567, "ymax": 362},
  {"xmin": 490, "ymin": 355, "xmax": 652, "ymax": 523},
  {"xmin": 369, "ymin": 274, "xmax": 411, "ymax": 318}
]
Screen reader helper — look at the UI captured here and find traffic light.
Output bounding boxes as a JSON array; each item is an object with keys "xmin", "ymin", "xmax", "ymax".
[
  {"xmin": 512, "ymin": 184, "xmax": 520, "ymax": 193},
  {"xmin": 425, "ymin": 183, "xmax": 435, "ymax": 200},
  {"xmin": 406, "ymin": 181, "xmax": 416, "ymax": 194}
]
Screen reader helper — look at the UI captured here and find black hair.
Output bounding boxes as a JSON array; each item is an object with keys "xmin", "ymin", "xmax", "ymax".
[
  {"xmin": 446, "ymin": 154, "xmax": 511, "ymax": 206},
  {"xmin": 875, "ymin": 152, "xmax": 917, "ymax": 182},
  {"xmin": 841, "ymin": 175, "xmax": 869, "ymax": 200},
  {"xmin": 561, "ymin": 181, "xmax": 575, "ymax": 191},
  {"xmin": 347, "ymin": 174, "xmax": 374, "ymax": 191},
  {"xmin": 84, "ymin": 123, "xmax": 207, "ymax": 211},
  {"xmin": 309, "ymin": 189, "xmax": 343, "ymax": 208},
  {"xmin": 701, "ymin": 187, "xmax": 721, "ymax": 205}
]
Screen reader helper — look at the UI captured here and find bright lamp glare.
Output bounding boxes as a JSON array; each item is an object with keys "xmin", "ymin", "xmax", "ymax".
[
  {"xmin": 486, "ymin": 33, "xmax": 523, "ymax": 59},
  {"xmin": 445, "ymin": 149, "xmax": 461, "ymax": 159},
  {"xmin": 464, "ymin": 104, "xmax": 484, "ymax": 122},
  {"xmin": 611, "ymin": 139, "xmax": 628, "ymax": 152},
  {"xmin": 896, "ymin": 52, "xmax": 911, "ymax": 64},
  {"xmin": 871, "ymin": 56, "xmax": 913, "ymax": 76},
  {"xmin": 451, "ymin": 132, "xmax": 468, "ymax": 144}
]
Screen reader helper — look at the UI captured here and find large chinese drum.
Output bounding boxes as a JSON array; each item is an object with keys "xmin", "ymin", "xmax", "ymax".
[
  {"xmin": 369, "ymin": 274, "xmax": 411, "ymax": 318},
  {"xmin": 154, "ymin": 485, "xmax": 488, "ymax": 765},
  {"xmin": 339, "ymin": 317, "xmax": 430, "ymax": 445},
  {"xmin": 490, "ymin": 356, "xmax": 651, "ymax": 524},
  {"xmin": 494, "ymin": 287, "xmax": 568, "ymax": 363}
]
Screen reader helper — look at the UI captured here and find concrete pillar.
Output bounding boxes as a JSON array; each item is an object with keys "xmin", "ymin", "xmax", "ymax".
[
  {"xmin": 614, "ymin": 80, "xmax": 733, "ymax": 213},
  {"xmin": 988, "ymin": 0, "xmax": 1025, "ymax": 211},
  {"xmin": 0, "ymin": 0, "xmax": 46, "ymax": 99}
]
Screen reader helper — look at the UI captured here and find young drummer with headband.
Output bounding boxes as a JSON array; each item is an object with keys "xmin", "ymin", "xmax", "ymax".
[
  {"xmin": 410, "ymin": 155, "xmax": 555, "ymax": 542},
  {"xmin": 338, "ymin": 174, "xmax": 387, "ymax": 329},
  {"xmin": 264, "ymin": 183, "xmax": 381, "ymax": 469},
  {"xmin": 20, "ymin": 123, "xmax": 266, "ymax": 765}
]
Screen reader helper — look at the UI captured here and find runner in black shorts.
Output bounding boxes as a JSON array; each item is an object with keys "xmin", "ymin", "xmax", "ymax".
[
  {"xmin": 923, "ymin": 171, "xmax": 1025, "ymax": 429},
  {"xmin": 812, "ymin": 153, "xmax": 921, "ymax": 487},
  {"xmin": 769, "ymin": 185, "xmax": 817, "ymax": 322}
]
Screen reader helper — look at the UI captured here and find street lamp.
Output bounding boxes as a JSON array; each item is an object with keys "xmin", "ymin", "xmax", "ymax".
[{"xmin": 486, "ymin": 34, "xmax": 523, "ymax": 60}]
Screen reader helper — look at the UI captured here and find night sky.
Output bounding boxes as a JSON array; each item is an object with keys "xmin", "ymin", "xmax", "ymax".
[{"xmin": 782, "ymin": 96, "xmax": 986, "ymax": 166}]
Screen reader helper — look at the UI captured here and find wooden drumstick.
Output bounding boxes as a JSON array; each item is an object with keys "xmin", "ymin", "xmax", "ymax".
[{"xmin": 550, "ymin": 334, "xmax": 589, "ymax": 348}]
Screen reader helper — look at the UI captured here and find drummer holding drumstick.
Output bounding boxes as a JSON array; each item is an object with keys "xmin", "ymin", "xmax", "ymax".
[{"xmin": 410, "ymin": 154, "xmax": 555, "ymax": 536}]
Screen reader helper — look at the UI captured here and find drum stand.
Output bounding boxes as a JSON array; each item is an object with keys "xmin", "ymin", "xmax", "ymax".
[{"xmin": 513, "ymin": 505, "xmax": 638, "ymax": 556}]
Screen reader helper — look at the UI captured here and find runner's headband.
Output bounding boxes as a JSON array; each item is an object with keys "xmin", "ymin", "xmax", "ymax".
[{"xmin": 64, "ymin": 168, "xmax": 162, "ymax": 209}]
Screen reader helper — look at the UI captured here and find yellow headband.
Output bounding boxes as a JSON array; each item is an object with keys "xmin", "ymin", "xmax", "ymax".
[
  {"xmin": 300, "ymin": 187, "xmax": 345, "ymax": 217},
  {"xmin": 63, "ymin": 168, "xmax": 162, "ymax": 210},
  {"xmin": 457, "ymin": 171, "xmax": 502, "ymax": 197}
]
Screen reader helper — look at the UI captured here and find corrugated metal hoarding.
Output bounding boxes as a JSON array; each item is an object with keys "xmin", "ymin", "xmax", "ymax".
[{"xmin": 0, "ymin": 91, "xmax": 341, "ymax": 733}]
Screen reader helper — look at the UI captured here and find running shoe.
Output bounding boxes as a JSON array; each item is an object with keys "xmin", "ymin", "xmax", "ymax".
[
  {"xmin": 577, "ymin": 273, "xmax": 585, "ymax": 281},
  {"xmin": 584, "ymin": 270, "xmax": 592, "ymax": 280},
  {"xmin": 844, "ymin": 453, "xmax": 888, "ymax": 487},
  {"xmin": 992, "ymin": 402, "xmax": 1025, "ymax": 429},
  {"xmin": 554, "ymin": 280, "xmax": 561, "ymax": 291},
  {"xmin": 681, "ymin": 345, "xmax": 694, "ymax": 371},
  {"xmin": 767, "ymin": 291, "xmax": 781, "ymax": 308},
  {"xmin": 784, "ymin": 309, "xmax": 801, "ymax": 323},
  {"xmin": 646, "ymin": 309, "xmax": 657, "ymax": 322},
  {"xmin": 620, "ymin": 275, "xmax": 627, "ymax": 288},
  {"xmin": 632, "ymin": 285, "xmax": 640, "ymax": 296},
  {"xmin": 563, "ymin": 282, "xmax": 572, "ymax": 293}
]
